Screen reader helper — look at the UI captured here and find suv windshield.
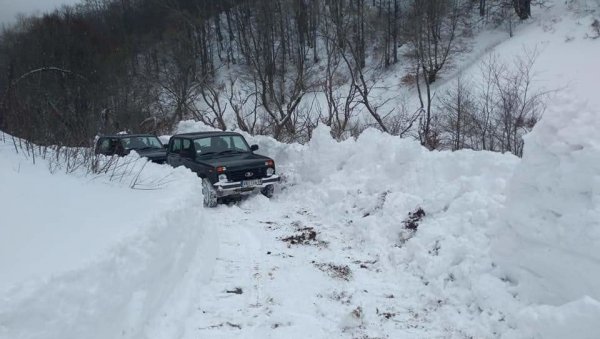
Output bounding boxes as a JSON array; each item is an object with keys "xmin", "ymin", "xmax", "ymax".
[
  {"xmin": 122, "ymin": 136, "xmax": 163, "ymax": 149},
  {"xmin": 194, "ymin": 135, "xmax": 250, "ymax": 157}
]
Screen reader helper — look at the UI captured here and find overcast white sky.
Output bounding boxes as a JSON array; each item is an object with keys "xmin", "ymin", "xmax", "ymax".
[{"xmin": 0, "ymin": 0, "xmax": 82, "ymax": 27}]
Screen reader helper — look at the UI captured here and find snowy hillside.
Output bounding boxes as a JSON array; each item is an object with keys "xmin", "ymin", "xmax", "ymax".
[{"xmin": 1, "ymin": 1, "xmax": 600, "ymax": 339}]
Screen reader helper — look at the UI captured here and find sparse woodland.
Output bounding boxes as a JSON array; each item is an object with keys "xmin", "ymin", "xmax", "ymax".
[{"xmin": 0, "ymin": 0, "xmax": 541, "ymax": 155}]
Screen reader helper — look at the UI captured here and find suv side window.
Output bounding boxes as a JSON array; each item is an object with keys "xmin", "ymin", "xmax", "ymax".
[
  {"xmin": 183, "ymin": 139, "xmax": 191, "ymax": 151},
  {"xmin": 181, "ymin": 139, "xmax": 193, "ymax": 158},
  {"xmin": 232, "ymin": 136, "xmax": 247, "ymax": 150},
  {"xmin": 194, "ymin": 138, "xmax": 210, "ymax": 154},
  {"xmin": 97, "ymin": 138, "xmax": 110, "ymax": 154},
  {"xmin": 170, "ymin": 138, "xmax": 182, "ymax": 153}
]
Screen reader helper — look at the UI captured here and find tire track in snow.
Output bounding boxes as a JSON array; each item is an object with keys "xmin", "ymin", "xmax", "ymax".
[
  {"xmin": 179, "ymin": 204, "xmax": 273, "ymax": 338},
  {"xmin": 144, "ymin": 197, "xmax": 335, "ymax": 339},
  {"xmin": 147, "ymin": 196, "xmax": 377, "ymax": 339},
  {"xmin": 146, "ymin": 178, "xmax": 521, "ymax": 339}
]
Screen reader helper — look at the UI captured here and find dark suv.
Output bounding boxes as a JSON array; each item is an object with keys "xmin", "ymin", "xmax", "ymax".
[
  {"xmin": 167, "ymin": 131, "xmax": 280, "ymax": 207},
  {"xmin": 95, "ymin": 134, "xmax": 167, "ymax": 163}
]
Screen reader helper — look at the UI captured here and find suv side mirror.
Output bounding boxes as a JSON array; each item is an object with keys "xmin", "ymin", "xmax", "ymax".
[{"xmin": 250, "ymin": 144, "xmax": 259, "ymax": 151}]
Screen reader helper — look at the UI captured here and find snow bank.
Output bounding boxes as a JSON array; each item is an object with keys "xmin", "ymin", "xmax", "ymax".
[
  {"xmin": 177, "ymin": 120, "xmax": 517, "ymax": 228},
  {"xmin": 0, "ymin": 135, "xmax": 212, "ymax": 339},
  {"xmin": 0, "ymin": 193, "xmax": 208, "ymax": 339},
  {"xmin": 177, "ymin": 107, "xmax": 598, "ymax": 338},
  {"xmin": 276, "ymin": 128, "xmax": 523, "ymax": 337},
  {"xmin": 518, "ymin": 297, "xmax": 600, "ymax": 339},
  {"xmin": 493, "ymin": 92, "xmax": 600, "ymax": 336},
  {"xmin": 176, "ymin": 120, "xmax": 523, "ymax": 337}
]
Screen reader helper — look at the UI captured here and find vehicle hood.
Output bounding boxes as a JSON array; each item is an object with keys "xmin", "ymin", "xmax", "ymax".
[
  {"xmin": 197, "ymin": 153, "xmax": 270, "ymax": 169},
  {"xmin": 132, "ymin": 148, "xmax": 167, "ymax": 159}
]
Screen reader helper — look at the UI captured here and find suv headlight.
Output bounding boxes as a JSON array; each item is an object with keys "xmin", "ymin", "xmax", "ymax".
[
  {"xmin": 266, "ymin": 167, "xmax": 274, "ymax": 177},
  {"xmin": 218, "ymin": 174, "xmax": 228, "ymax": 182}
]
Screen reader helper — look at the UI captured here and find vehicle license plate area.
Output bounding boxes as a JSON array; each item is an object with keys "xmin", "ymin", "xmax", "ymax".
[{"xmin": 241, "ymin": 179, "xmax": 262, "ymax": 188}]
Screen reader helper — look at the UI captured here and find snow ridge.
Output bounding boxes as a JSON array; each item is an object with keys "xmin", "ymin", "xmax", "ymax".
[
  {"xmin": 0, "ymin": 189, "xmax": 207, "ymax": 339},
  {"xmin": 0, "ymin": 139, "xmax": 210, "ymax": 339}
]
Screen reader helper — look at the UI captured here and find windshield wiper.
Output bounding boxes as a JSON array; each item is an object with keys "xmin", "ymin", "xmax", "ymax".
[
  {"xmin": 197, "ymin": 150, "xmax": 246, "ymax": 158},
  {"xmin": 197, "ymin": 151, "xmax": 217, "ymax": 157},
  {"xmin": 218, "ymin": 149, "xmax": 249, "ymax": 155}
]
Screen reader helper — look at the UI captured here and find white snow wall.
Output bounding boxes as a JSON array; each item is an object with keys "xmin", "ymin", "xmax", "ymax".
[
  {"xmin": 494, "ymin": 92, "xmax": 600, "ymax": 305},
  {"xmin": 0, "ymin": 178, "xmax": 210, "ymax": 339}
]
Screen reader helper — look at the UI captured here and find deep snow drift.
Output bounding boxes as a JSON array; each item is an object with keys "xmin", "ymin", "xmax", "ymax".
[
  {"xmin": 494, "ymin": 92, "xmax": 600, "ymax": 339},
  {"xmin": 484, "ymin": 2, "xmax": 600, "ymax": 337}
]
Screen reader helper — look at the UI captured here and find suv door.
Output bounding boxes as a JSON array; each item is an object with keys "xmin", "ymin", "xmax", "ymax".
[
  {"xmin": 179, "ymin": 138, "xmax": 196, "ymax": 168},
  {"xmin": 95, "ymin": 138, "xmax": 109, "ymax": 155},
  {"xmin": 167, "ymin": 138, "xmax": 183, "ymax": 167},
  {"xmin": 96, "ymin": 137, "xmax": 122, "ymax": 156}
]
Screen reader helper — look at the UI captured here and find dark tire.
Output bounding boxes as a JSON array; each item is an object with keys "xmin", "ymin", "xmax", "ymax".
[
  {"xmin": 202, "ymin": 178, "xmax": 218, "ymax": 208},
  {"xmin": 261, "ymin": 184, "xmax": 274, "ymax": 198}
]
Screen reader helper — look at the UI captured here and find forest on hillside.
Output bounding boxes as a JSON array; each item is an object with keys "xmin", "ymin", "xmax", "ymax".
[{"xmin": 0, "ymin": 0, "xmax": 539, "ymax": 155}]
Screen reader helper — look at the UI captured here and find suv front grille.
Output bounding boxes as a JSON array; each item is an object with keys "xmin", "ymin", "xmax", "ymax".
[{"xmin": 228, "ymin": 167, "xmax": 266, "ymax": 181}]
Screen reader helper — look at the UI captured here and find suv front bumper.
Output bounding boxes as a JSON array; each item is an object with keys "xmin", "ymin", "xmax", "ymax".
[{"xmin": 213, "ymin": 175, "xmax": 280, "ymax": 197}]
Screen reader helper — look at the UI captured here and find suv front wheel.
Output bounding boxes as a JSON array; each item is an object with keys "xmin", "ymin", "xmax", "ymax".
[
  {"xmin": 202, "ymin": 178, "xmax": 218, "ymax": 208},
  {"xmin": 261, "ymin": 184, "xmax": 274, "ymax": 198}
]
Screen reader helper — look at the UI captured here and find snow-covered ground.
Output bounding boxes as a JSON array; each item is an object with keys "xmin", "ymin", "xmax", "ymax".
[
  {"xmin": 0, "ymin": 138, "xmax": 210, "ymax": 338},
  {"xmin": 1, "ymin": 1, "xmax": 599, "ymax": 338}
]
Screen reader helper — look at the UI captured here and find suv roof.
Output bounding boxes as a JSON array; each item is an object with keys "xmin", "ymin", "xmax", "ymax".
[
  {"xmin": 99, "ymin": 134, "xmax": 159, "ymax": 139},
  {"xmin": 172, "ymin": 131, "xmax": 243, "ymax": 139}
]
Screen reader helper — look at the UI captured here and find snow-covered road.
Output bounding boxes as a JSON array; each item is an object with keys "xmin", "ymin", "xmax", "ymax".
[
  {"xmin": 142, "ymin": 178, "xmax": 523, "ymax": 339},
  {"xmin": 147, "ymin": 197, "xmax": 379, "ymax": 339}
]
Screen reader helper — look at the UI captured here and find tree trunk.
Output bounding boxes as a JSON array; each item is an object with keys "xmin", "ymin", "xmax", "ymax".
[{"xmin": 513, "ymin": 0, "xmax": 531, "ymax": 20}]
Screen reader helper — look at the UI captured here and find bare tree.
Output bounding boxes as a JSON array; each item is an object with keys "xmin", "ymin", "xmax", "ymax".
[
  {"xmin": 491, "ymin": 49, "xmax": 544, "ymax": 155},
  {"xmin": 196, "ymin": 81, "xmax": 228, "ymax": 131},
  {"xmin": 319, "ymin": 15, "xmax": 360, "ymax": 139},
  {"xmin": 407, "ymin": 0, "xmax": 462, "ymax": 149},
  {"xmin": 387, "ymin": 94, "xmax": 421, "ymax": 138},
  {"xmin": 512, "ymin": 0, "xmax": 531, "ymax": 20},
  {"xmin": 338, "ymin": 37, "xmax": 391, "ymax": 133},
  {"xmin": 226, "ymin": 78, "xmax": 261, "ymax": 134},
  {"xmin": 232, "ymin": 0, "xmax": 318, "ymax": 141},
  {"xmin": 409, "ymin": 0, "xmax": 461, "ymax": 84},
  {"xmin": 473, "ymin": 54, "xmax": 499, "ymax": 151},
  {"xmin": 453, "ymin": 49, "xmax": 547, "ymax": 156},
  {"xmin": 438, "ymin": 75, "xmax": 476, "ymax": 150}
]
